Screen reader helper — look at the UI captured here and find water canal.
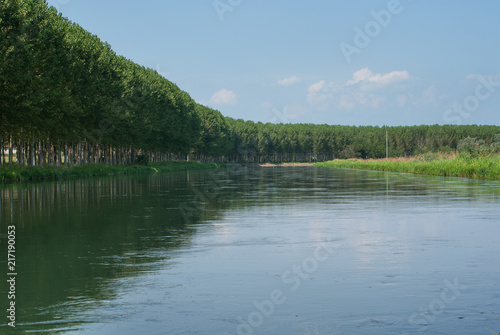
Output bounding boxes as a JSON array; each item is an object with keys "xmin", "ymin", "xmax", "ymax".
[{"xmin": 1, "ymin": 166, "xmax": 499, "ymax": 334}]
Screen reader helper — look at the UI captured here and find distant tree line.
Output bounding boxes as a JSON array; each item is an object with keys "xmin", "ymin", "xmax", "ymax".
[
  {"xmin": 1, "ymin": 0, "xmax": 500, "ymax": 166},
  {"xmin": 216, "ymin": 122, "xmax": 500, "ymax": 163}
]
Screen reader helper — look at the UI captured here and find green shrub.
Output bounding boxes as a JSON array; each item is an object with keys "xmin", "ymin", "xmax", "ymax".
[{"xmin": 457, "ymin": 137, "xmax": 485, "ymax": 156}]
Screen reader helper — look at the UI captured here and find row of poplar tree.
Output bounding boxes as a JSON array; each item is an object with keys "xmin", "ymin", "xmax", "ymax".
[{"xmin": 1, "ymin": 0, "xmax": 500, "ymax": 166}]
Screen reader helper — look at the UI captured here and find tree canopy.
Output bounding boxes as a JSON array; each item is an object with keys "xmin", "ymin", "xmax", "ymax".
[{"xmin": 1, "ymin": 0, "xmax": 499, "ymax": 166}]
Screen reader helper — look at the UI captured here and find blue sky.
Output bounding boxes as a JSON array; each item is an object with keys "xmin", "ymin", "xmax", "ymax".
[{"xmin": 46, "ymin": 0, "xmax": 500, "ymax": 126}]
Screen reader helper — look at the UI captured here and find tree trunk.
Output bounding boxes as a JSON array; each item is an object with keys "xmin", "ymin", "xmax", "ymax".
[
  {"xmin": 81, "ymin": 142, "xmax": 85, "ymax": 165},
  {"xmin": 18, "ymin": 138, "xmax": 24, "ymax": 166},
  {"xmin": 47, "ymin": 137, "xmax": 52, "ymax": 166},
  {"xmin": 9, "ymin": 134, "xmax": 13, "ymax": 166},
  {"xmin": 89, "ymin": 144, "xmax": 93, "ymax": 164},
  {"xmin": 29, "ymin": 139, "xmax": 34, "ymax": 167},
  {"xmin": 57, "ymin": 142, "xmax": 61, "ymax": 167},
  {"xmin": 64, "ymin": 143, "xmax": 68, "ymax": 166},
  {"xmin": 0, "ymin": 135, "xmax": 3, "ymax": 165},
  {"xmin": 70, "ymin": 143, "xmax": 73, "ymax": 165},
  {"xmin": 38, "ymin": 139, "xmax": 43, "ymax": 166},
  {"xmin": 77, "ymin": 142, "xmax": 81, "ymax": 165},
  {"xmin": 83, "ymin": 142, "xmax": 87, "ymax": 165}
]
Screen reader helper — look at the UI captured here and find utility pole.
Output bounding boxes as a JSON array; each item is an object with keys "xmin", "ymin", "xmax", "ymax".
[{"xmin": 386, "ymin": 129, "xmax": 389, "ymax": 159}]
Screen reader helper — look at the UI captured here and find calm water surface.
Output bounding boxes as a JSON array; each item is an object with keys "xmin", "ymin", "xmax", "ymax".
[{"xmin": 1, "ymin": 166, "xmax": 499, "ymax": 334}]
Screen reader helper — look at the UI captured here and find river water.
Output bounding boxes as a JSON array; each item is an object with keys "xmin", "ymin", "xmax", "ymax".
[{"xmin": 0, "ymin": 166, "xmax": 499, "ymax": 335}]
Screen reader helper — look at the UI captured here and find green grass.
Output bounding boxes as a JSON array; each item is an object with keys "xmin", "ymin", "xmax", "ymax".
[
  {"xmin": 315, "ymin": 154, "xmax": 500, "ymax": 180},
  {"xmin": 0, "ymin": 161, "xmax": 219, "ymax": 183}
]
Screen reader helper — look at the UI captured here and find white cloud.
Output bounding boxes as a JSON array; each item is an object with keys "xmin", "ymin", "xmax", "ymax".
[
  {"xmin": 415, "ymin": 85, "xmax": 438, "ymax": 105},
  {"xmin": 277, "ymin": 76, "xmax": 301, "ymax": 86},
  {"xmin": 308, "ymin": 80, "xmax": 326, "ymax": 93},
  {"xmin": 338, "ymin": 94, "xmax": 356, "ymax": 110},
  {"xmin": 465, "ymin": 73, "xmax": 500, "ymax": 82},
  {"xmin": 208, "ymin": 88, "xmax": 237, "ymax": 106},
  {"xmin": 307, "ymin": 68, "xmax": 411, "ymax": 111},
  {"xmin": 347, "ymin": 68, "xmax": 410, "ymax": 86},
  {"xmin": 307, "ymin": 80, "xmax": 337, "ymax": 109}
]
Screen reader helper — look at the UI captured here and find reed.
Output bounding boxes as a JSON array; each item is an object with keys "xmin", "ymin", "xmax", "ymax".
[{"xmin": 315, "ymin": 154, "xmax": 500, "ymax": 180}]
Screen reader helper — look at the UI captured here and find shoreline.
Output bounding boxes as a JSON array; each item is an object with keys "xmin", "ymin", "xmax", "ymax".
[
  {"xmin": 0, "ymin": 161, "xmax": 219, "ymax": 183},
  {"xmin": 4, "ymin": 155, "xmax": 500, "ymax": 182},
  {"xmin": 314, "ymin": 155, "xmax": 500, "ymax": 180},
  {"xmin": 258, "ymin": 163, "xmax": 315, "ymax": 167}
]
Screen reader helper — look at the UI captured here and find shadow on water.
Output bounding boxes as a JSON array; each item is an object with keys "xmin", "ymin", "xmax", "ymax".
[
  {"xmin": 0, "ymin": 170, "xmax": 230, "ymax": 333},
  {"xmin": 0, "ymin": 166, "xmax": 499, "ymax": 334}
]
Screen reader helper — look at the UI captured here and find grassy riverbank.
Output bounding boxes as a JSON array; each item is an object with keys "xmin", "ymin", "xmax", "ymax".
[
  {"xmin": 0, "ymin": 161, "xmax": 219, "ymax": 183},
  {"xmin": 315, "ymin": 154, "xmax": 500, "ymax": 180}
]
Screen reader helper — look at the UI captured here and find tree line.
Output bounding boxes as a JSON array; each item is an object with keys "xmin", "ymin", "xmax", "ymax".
[
  {"xmin": 1, "ymin": 0, "xmax": 200, "ymax": 166},
  {"xmin": 1, "ymin": 0, "xmax": 500, "ymax": 166},
  {"xmin": 215, "ymin": 121, "xmax": 500, "ymax": 163}
]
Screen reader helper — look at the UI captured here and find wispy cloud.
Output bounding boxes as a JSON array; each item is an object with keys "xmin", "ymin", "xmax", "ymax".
[
  {"xmin": 464, "ymin": 72, "xmax": 500, "ymax": 82},
  {"xmin": 346, "ymin": 68, "xmax": 410, "ymax": 86},
  {"xmin": 307, "ymin": 80, "xmax": 337, "ymax": 109},
  {"xmin": 307, "ymin": 68, "xmax": 411, "ymax": 111},
  {"xmin": 277, "ymin": 76, "xmax": 301, "ymax": 86},
  {"xmin": 414, "ymin": 85, "xmax": 442, "ymax": 106},
  {"xmin": 207, "ymin": 88, "xmax": 238, "ymax": 106},
  {"xmin": 308, "ymin": 80, "xmax": 327, "ymax": 93}
]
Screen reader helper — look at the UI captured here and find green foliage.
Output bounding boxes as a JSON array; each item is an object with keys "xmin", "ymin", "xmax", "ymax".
[
  {"xmin": 0, "ymin": 161, "xmax": 217, "ymax": 182},
  {"xmin": 1, "ymin": 0, "xmax": 202, "ymax": 158},
  {"xmin": 457, "ymin": 136, "xmax": 500, "ymax": 157},
  {"xmin": 457, "ymin": 137, "xmax": 485, "ymax": 156},
  {"xmin": 134, "ymin": 155, "xmax": 149, "ymax": 166},
  {"xmin": 195, "ymin": 105, "xmax": 233, "ymax": 157}
]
